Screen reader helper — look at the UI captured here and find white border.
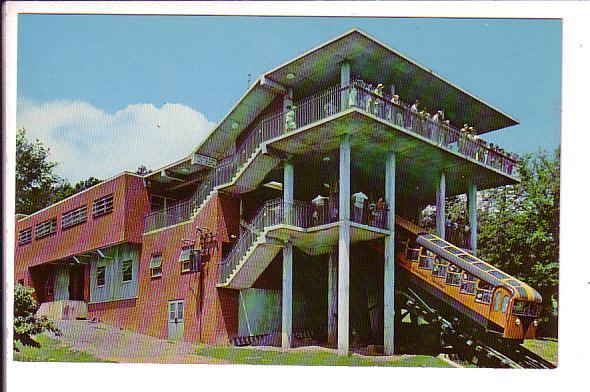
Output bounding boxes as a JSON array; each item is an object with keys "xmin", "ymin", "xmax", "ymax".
[{"xmin": 3, "ymin": 2, "xmax": 589, "ymax": 392}]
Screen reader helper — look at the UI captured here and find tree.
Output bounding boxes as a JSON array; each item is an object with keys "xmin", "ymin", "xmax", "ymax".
[
  {"xmin": 16, "ymin": 128, "xmax": 60, "ymax": 215},
  {"xmin": 420, "ymin": 149, "xmax": 560, "ymax": 336},
  {"xmin": 14, "ymin": 285, "xmax": 60, "ymax": 351},
  {"xmin": 136, "ymin": 165, "xmax": 152, "ymax": 176},
  {"xmin": 51, "ymin": 177, "xmax": 102, "ymax": 203}
]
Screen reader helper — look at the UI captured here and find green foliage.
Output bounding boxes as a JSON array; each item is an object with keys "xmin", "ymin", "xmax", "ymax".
[
  {"xmin": 14, "ymin": 285, "xmax": 61, "ymax": 351},
  {"xmin": 16, "ymin": 128, "xmax": 103, "ymax": 211},
  {"xmin": 477, "ymin": 149, "xmax": 560, "ymax": 335},
  {"xmin": 16, "ymin": 128, "xmax": 60, "ymax": 215},
  {"xmin": 136, "ymin": 165, "xmax": 152, "ymax": 176}
]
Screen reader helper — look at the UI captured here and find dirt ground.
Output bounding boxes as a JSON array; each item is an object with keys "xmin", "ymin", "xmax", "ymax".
[{"xmin": 51, "ymin": 320, "xmax": 229, "ymax": 364}]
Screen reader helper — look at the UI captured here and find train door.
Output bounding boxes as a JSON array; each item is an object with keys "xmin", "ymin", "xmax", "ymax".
[
  {"xmin": 168, "ymin": 300, "xmax": 185, "ymax": 341},
  {"xmin": 488, "ymin": 287, "xmax": 511, "ymax": 331}
]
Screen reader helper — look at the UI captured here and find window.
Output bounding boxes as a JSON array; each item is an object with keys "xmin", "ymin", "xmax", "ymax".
[
  {"xmin": 475, "ymin": 281, "xmax": 494, "ymax": 304},
  {"xmin": 432, "ymin": 257, "xmax": 449, "ymax": 278},
  {"xmin": 150, "ymin": 253, "xmax": 163, "ymax": 278},
  {"xmin": 473, "ymin": 262, "xmax": 494, "ymax": 271},
  {"xmin": 501, "ymin": 295, "xmax": 510, "ymax": 313},
  {"xmin": 406, "ymin": 247, "xmax": 420, "ymax": 262},
  {"xmin": 460, "ymin": 272, "xmax": 477, "ymax": 295},
  {"xmin": 512, "ymin": 300, "xmax": 540, "ymax": 317},
  {"xmin": 179, "ymin": 246, "xmax": 195, "ymax": 272},
  {"xmin": 46, "ymin": 277, "xmax": 54, "ymax": 296},
  {"xmin": 494, "ymin": 291, "xmax": 503, "ymax": 311},
  {"xmin": 18, "ymin": 228, "xmax": 32, "ymax": 245},
  {"xmin": 445, "ymin": 264, "xmax": 462, "ymax": 286},
  {"xmin": 35, "ymin": 218, "xmax": 57, "ymax": 239},
  {"xmin": 96, "ymin": 266, "xmax": 106, "ymax": 287},
  {"xmin": 489, "ymin": 270, "xmax": 509, "ymax": 280},
  {"xmin": 62, "ymin": 205, "xmax": 87, "ymax": 229},
  {"xmin": 92, "ymin": 194, "xmax": 114, "ymax": 218},
  {"xmin": 418, "ymin": 249, "xmax": 434, "ymax": 270},
  {"xmin": 121, "ymin": 260, "xmax": 133, "ymax": 283}
]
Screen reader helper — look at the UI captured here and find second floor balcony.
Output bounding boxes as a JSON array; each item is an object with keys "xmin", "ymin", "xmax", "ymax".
[{"xmin": 145, "ymin": 81, "xmax": 520, "ymax": 233}]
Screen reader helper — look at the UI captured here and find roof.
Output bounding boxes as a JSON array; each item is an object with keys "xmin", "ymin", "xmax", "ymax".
[{"xmin": 193, "ymin": 28, "xmax": 519, "ymax": 161}]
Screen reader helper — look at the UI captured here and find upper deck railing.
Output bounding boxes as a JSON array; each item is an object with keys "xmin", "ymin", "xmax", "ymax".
[
  {"xmin": 146, "ymin": 82, "xmax": 518, "ymax": 232},
  {"xmin": 218, "ymin": 196, "xmax": 388, "ymax": 284}
]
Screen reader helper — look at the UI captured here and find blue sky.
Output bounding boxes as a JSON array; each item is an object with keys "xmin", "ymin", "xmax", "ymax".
[{"xmin": 17, "ymin": 15, "xmax": 561, "ymax": 182}]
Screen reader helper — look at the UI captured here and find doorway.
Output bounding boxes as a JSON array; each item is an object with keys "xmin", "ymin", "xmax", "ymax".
[{"xmin": 168, "ymin": 300, "xmax": 185, "ymax": 340}]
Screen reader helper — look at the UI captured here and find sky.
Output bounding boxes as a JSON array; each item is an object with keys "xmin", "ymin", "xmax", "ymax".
[{"xmin": 17, "ymin": 15, "xmax": 562, "ymax": 183}]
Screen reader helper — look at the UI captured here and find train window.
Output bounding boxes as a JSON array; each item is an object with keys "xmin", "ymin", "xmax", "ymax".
[
  {"xmin": 432, "ymin": 257, "xmax": 449, "ymax": 278},
  {"xmin": 445, "ymin": 264, "xmax": 462, "ymax": 286},
  {"xmin": 445, "ymin": 247, "xmax": 464, "ymax": 255},
  {"xmin": 506, "ymin": 279, "xmax": 521, "ymax": 286},
  {"xmin": 473, "ymin": 262, "xmax": 493, "ymax": 271},
  {"xmin": 494, "ymin": 291, "xmax": 503, "ymax": 312},
  {"xmin": 489, "ymin": 270, "xmax": 509, "ymax": 280},
  {"xmin": 459, "ymin": 272, "xmax": 477, "ymax": 295},
  {"xmin": 406, "ymin": 247, "xmax": 421, "ymax": 262},
  {"xmin": 459, "ymin": 254, "xmax": 479, "ymax": 263},
  {"xmin": 475, "ymin": 281, "xmax": 493, "ymax": 304},
  {"xmin": 501, "ymin": 295, "xmax": 510, "ymax": 313},
  {"xmin": 431, "ymin": 239, "xmax": 447, "ymax": 247},
  {"xmin": 516, "ymin": 287, "xmax": 528, "ymax": 298},
  {"xmin": 418, "ymin": 249, "xmax": 434, "ymax": 270}
]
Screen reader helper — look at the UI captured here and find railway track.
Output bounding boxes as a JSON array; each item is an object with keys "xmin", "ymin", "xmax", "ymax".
[{"xmin": 400, "ymin": 287, "xmax": 556, "ymax": 369}]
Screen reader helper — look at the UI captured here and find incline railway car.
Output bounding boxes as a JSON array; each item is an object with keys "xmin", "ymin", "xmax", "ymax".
[{"xmin": 394, "ymin": 216, "xmax": 542, "ymax": 341}]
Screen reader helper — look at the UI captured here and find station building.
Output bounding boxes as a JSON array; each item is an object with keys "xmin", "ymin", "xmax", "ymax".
[{"xmin": 14, "ymin": 29, "xmax": 525, "ymax": 355}]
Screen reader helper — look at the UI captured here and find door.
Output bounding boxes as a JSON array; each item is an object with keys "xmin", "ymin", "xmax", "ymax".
[{"xmin": 168, "ymin": 300, "xmax": 185, "ymax": 340}]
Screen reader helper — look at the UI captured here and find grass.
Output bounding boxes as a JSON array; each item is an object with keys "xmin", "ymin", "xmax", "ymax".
[
  {"xmin": 523, "ymin": 338, "xmax": 558, "ymax": 365},
  {"xmin": 13, "ymin": 334, "xmax": 112, "ymax": 363},
  {"xmin": 194, "ymin": 344, "xmax": 453, "ymax": 367}
]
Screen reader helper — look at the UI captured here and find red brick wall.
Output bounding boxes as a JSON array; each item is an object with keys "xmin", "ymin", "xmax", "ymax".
[
  {"xmin": 89, "ymin": 192, "xmax": 241, "ymax": 344},
  {"xmin": 14, "ymin": 173, "xmax": 149, "ymax": 281}
]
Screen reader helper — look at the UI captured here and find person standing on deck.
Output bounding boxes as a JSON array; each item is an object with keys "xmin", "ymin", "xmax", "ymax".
[
  {"xmin": 410, "ymin": 100, "xmax": 420, "ymax": 130},
  {"xmin": 351, "ymin": 191, "xmax": 368, "ymax": 224},
  {"xmin": 432, "ymin": 110, "xmax": 444, "ymax": 145},
  {"xmin": 285, "ymin": 104, "xmax": 297, "ymax": 132},
  {"xmin": 373, "ymin": 83, "xmax": 384, "ymax": 116}
]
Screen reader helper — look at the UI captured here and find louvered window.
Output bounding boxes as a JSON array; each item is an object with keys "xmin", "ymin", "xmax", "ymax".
[
  {"xmin": 62, "ymin": 205, "xmax": 87, "ymax": 229},
  {"xmin": 18, "ymin": 228, "xmax": 33, "ymax": 245},
  {"xmin": 35, "ymin": 218, "xmax": 57, "ymax": 239},
  {"xmin": 92, "ymin": 194, "xmax": 114, "ymax": 218}
]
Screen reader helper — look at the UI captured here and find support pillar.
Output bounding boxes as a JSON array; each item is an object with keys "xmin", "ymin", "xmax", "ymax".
[
  {"xmin": 384, "ymin": 152, "xmax": 396, "ymax": 355},
  {"xmin": 327, "ymin": 248, "xmax": 338, "ymax": 346},
  {"xmin": 282, "ymin": 241, "xmax": 293, "ymax": 349},
  {"xmin": 284, "ymin": 162, "xmax": 294, "ymax": 224},
  {"xmin": 468, "ymin": 181, "xmax": 478, "ymax": 254},
  {"xmin": 436, "ymin": 171, "xmax": 446, "ymax": 239},
  {"xmin": 338, "ymin": 134, "xmax": 351, "ymax": 355},
  {"xmin": 341, "ymin": 62, "xmax": 351, "ymax": 110}
]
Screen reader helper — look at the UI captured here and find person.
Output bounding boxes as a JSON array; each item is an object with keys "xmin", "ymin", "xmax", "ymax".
[
  {"xmin": 487, "ymin": 143, "xmax": 496, "ymax": 167},
  {"xmin": 445, "ymin": 214, "xmax": 452, "ymax": 240},
  {"xmin": 506, "ymin": 153, "xmax": 514, "ymax": 175},
  {"xmin": 466, "ymin": 127, "xmax": 477, "ymax": 157},
  {"xmin": 372, "ymin": 83, "xmax": 384, "ymax": 116},
  {"xmin": 351, "ymin": 191, "xmax": 368, "ymax": 224},
  {"xmin": 312, "ymin": 194, "xmax": 329, "ymax": 225},
  {"xmin": 477, "ymin": 138, "xmax": 487, "ymax": 162},
  {"xmin": 390, "ymin": 95, "xmax": 404, "ymax": 126},
  {"xmin": 284, "ymin": 104, "xmax": 297, "ymax": 132},
  {"xmin": 348, "ymin": 82, "xmax": 358, "ymax": 108},
  {"xmin": 410, "ymin": 100, "xmax": 420, "ymax": 130},
  {"xmin": 441, "ymin": 119, "xmax": 451, "ymax": 146},
  {"xmin": 364, "ymin": 83, "xmax": 373, "ymax": 112},
  {"xmin": 432, "ymin": 110, "xmax": 444, "ymax": 144}
]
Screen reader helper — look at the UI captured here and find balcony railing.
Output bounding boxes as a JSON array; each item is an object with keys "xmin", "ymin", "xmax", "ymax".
[
  {"xmin": 144, "ymin": 198, "xmax": 193, "ymax": 233},
  {"xmin": 146, "ymin": 82, "xmax": 517, "ymax": 233},
  {"xmin": 218, "ymin": 197, "xmax": 388, "ymax": 284}
]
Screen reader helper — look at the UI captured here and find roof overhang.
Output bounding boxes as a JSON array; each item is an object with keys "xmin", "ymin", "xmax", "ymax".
[{"xmin": 194, "ymin": 28, "xmax": 519, "ymax": 161}]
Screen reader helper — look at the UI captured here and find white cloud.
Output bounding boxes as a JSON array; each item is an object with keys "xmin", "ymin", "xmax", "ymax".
[{"xmin": 17, "ymin": 99, "xmax": 216, "ymax": 183}]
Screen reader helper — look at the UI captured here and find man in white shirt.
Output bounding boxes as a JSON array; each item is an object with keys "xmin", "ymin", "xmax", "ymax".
[
  {"xmin": 351, "ymin": 191, "xmax": 368, "ymax": 224},
  {"xmin": 312, "ymin": 194, "xmax": 329, "ymax": 225}
]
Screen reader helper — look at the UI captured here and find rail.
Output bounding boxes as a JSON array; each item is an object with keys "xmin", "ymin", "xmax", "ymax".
[
  {"xmin": 219, "ymin": 196, "xmax": 390, "ymax": 284},
  {"xmin": 162, "ymin": 82, "xmax": 516, "ymax": 232},
  {"xmin": 144, "ymin": 198, "xmax": 193, "ymax": 233}
]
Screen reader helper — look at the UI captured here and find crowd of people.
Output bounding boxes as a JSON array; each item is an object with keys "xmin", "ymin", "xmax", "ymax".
[
  {"xmin": 348, "ymin": 77, "xmax": 518, "ymax": 175},
  {"xmin": 309, "ymin": 190, "xmax": 388, "ymax": 228}
]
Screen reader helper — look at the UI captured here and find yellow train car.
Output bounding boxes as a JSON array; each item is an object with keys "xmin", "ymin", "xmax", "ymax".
[{"xmin": 394, "ymin": 216, "xmax": 542, "ymax": 341}]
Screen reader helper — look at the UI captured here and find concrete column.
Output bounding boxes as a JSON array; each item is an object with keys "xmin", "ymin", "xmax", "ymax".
[
  {"xmin": 384, "ymin": 152, "xmax": 396, "ymax": 355},
  {"xmin": 284, "ymin": 162, "xmax": 294, "ymax": 225},
  {"xmin": 338, "ymin": 134, "xmax": 351, "ymax": 355},
  {"xmin": 327, "ymin": 248, "xmax": 338, "ymax": 346},
  {"xmin": 468, "ymin": 181, "xmax": 478, "ymax": 254},
  {"xmin": 282, "ymin": 241, "xmax": 293, "ymax": 349},
  {"xmin": 341, "ymin": 62, "xmax": 351, "ymax": 109},
  {"xmin": 436, "ymin": 171, "xmax": 446, "ymax": 239}
]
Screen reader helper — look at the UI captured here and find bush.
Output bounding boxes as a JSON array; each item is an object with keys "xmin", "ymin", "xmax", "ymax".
[{"xmin": 14, "ymin": 285, "xmax": 61, "ymax": 351}]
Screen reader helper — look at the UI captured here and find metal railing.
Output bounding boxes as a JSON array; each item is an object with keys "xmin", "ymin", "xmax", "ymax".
[
  {"xmin": 163, "ymin": 82, "xmax": 517, "ymax": 233},
  {"xmin": 219, "ymin": 196, "xmax": 391, "ymax": 283},
  {"xmin": 144, "ymin": 198, "xmax": 193, "ymax": 232},
  {"xmin": 349, "ymin": 81, "xmax": 519, "ymax": 176}
]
